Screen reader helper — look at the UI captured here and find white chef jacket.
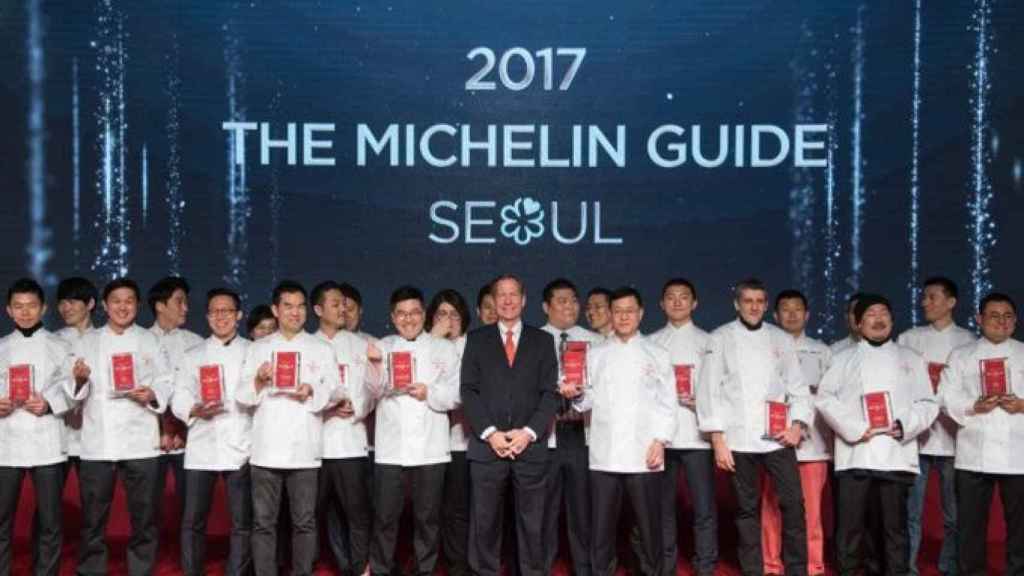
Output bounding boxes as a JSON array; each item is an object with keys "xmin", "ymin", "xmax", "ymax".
[
  {"xmin": 170, "ymin": 335, "xmax": 252, "ymax": 471},
  {"xmin": 697, "ymin": 320, "xmax": 811, "ymax": 454},
  {"xmin": 236, "ymin": 331, "xmax": 341, "ymax": 469},
  {"xmin": 369, "ymin": 333, "xmax": 459, "ymax": 467},
  {"xmin": 65, "ymin": 324, "xmax": 173, "ymax": 461},
  {"xmin": 0, "ymin": 329, "xmax": 72, "ymax": 467},
  {"xmin": 56, "ymin": 326, "xmax": 89, "ymax": 457},
  {"xmin": 151, "ymin": 324, "xmax": 203, "ymax": 456},
  {"xmin": 449, "ymin": 336, "xmax": 469, "ymax": 452},
  {"xmin": 541, "ymin": 323, "xmax": 603, "ymax": 449},
  {"xmin": 574, "ymin": 334, "xmax": 676, "ymax": 473},
  {"xmin": 829, "ymin": 335, "xmax": 858, "ymax": 356},
  {"xmin": 897, "ymin": 323, "xmax": 976, "ymax": 457},
  {"xmin": 939, "ymin": 337, "xmax": 1024, "ymax": 475},
  {"xmin": 649, "ymin": 321, "xmax": 711, "ymax": 451},
  {"xmin": 816, "ymin": 340, "xmax": 938, "ymax": 474},
  {"xmin": 792, "ymin": 333, "xmax": 833, "ymax": 462},
  {"xmin": 317, "ymin": 329, "xmax": 374, "ymax": 459}
]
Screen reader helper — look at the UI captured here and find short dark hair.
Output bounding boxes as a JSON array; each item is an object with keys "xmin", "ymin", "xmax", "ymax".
[
  {"xmin": 846, "ymin": 291, "xmax": 866, "ymax": 312},
  {"xmin": 542, "ymin": 278, "xmax": 578, "ymax": 304},
  {"xmin": 245, "ymin": 304, "xmax": 276, "ymax": 335},
  {"xmin": 734, "ymin": 278, "xmax": 767, "ymax": 301},
  {"xmin": 207, "ymin": 288, "xmax": 241, "ymax": 311},
  {"xmin": 853, "ymin": 294, "xmax": 892, "ymax": 324},
  {"xmin": 7, "ymin": 278, "xmax": 45, "ymax": 305},
  {"xmin": 775, "ymin": 289, "xmax": 808, "ymax": 311},
  {"xmin": 147, "ymin": 276, "xmax": 190, "ymax": 316},
  {"xmin": 311, "ymin": 281, "xmax": 344, "ymax": 307},
  {"xmin": 103, "ymin": 278, "xmax": 141, "ymax": 302},
  {"xmin": 477, "ymin": 282, "xmax": 494, "ymax": 308},
  {"xmin": 272, "ymin": 280, "xmax": 307, "ymax": 305},
  {"xmin": 661, "ymin": 278, "xmax": 698, "ymax": 301},
  {"xmin": 586, "ymin": 287, "xmax": 612, "ymax": 303},
  {"xmin": 490, "ymin": 274, "xmax": 524, "ymax": 296},
  {"xmin": 979, "ymin": 292, "xmax": 1017, "ymax": 315},
  {"xmin": 426, "ymin": 289, "xmax": 471, "ymax": 335},
  {"xmin": 389, "ymin": 285, "xmax": 424, "ymax": 310},
  {"xmin": 610, "ymin": 286, "xmax": 643, "ymax": 309},
  {"xmin": 57, "ymin": 277, "xmax": 98, "ymax": 305},
  {"xmin": 338, "ymin": 282, "xmax": 363, "ymax": 307},
  {"xmin": 924, "ymin": 276, "xmax": 959, "ymax": 301}
]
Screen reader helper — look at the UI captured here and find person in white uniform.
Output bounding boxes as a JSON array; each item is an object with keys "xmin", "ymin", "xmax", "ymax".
[{"xmin": 56, "ymin": 276, "xmax": 98, "ymax": 477}]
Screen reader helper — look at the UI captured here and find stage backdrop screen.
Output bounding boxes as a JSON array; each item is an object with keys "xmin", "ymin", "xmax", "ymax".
[{"xmin": 2, "ymin": 0, "xmax": 1022, "ymax": 337}]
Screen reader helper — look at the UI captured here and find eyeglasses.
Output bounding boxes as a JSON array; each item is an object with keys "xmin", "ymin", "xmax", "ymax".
[
  {"xmin": 983, "ymin": 313, "xmax": 1016, "ymax": 322},
  {"xmin": 208, "ymin": 308, "xmax": 238, "ymax": 317},
  {"xmin": 434, "ymin": 310, "xmax": 461, "ymax": 319},
  {"xmin": 394, "ymin": 310, "xmax": 424, "ymax": 321}
]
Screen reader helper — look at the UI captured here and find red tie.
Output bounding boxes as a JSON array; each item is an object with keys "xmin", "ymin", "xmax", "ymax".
[{"xmin": 504, "ymin": 330, "xmax": 516, "ymax": 367}]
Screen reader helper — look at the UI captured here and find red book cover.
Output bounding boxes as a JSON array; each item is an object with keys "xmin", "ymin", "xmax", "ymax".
[
  {"xmin": 673, "ymin": 364, "xmax": 694, "ymax": 397},
  {"xmin": 862, "ymin": 391, "xmax": 893, "ymax": 431},
  {"xmin": 110, "ymin": 353, "xmax": 136, "ymax": 392},
  {"xmin": 764, "ymin": 401, "xmax": 788, "ymax": 438},
  {"xmin": 562, "ymin": 342, "xmax": 587, "ymax": 387},
  {"xmin": 338, "ymin": 364, "xmax": 347, "ymax": 384},
  {"xmin": 273, "ymin": 351, "xmax": 300, "ymax": 391},
  {"xmin": 927, "ymin": 363, "xmax": 945, "ymax": 394},
  {"xmin": 389, "ymin": 351, "xmax": 414, "ymax": 391},
  {"xmin": 980, "ymin": 358, "xmax": 1009, "ymax": 397},
  {"xmin": 8, "ymin": 364, "xmax": 33, "ymax": 403},
  {"xmin": 199, "ymin": 364, "xmax": 223, "ymax": 404}
]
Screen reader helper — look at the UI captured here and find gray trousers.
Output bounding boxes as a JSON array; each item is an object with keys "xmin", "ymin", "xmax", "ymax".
[
  {"xmin": 77, "ymin": 458, "xmax": 162, "ymax": 576},
  {"xmin": 181, "ymin": 466, "xmax": 252, "ymax": 576},
  {"xmin": 251, "ymin": 466, "xmax": 318, "ymax": 576},
  {"xmin": 0, "ymin": 463, "xmax": 64, "ymax": 576}
]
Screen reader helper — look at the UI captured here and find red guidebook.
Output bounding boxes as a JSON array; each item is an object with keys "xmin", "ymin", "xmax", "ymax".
[
  {"xmin": 389, "ymin": 351, "xmax": 414, "ymax": 391},
  {"xmin": 673, "ymin": 364, "xmax": 694, "ymax": 397},
  {"xmin": 862, "ymin": 391, "xmax": 893, "ymax": 431},
  {"xmin": 199, "ymin": 364, "xmax": 224, "ymax": 404},
  {"xmin": 273, "ymin": 351, "xmax": 301, "ymax": 391},
  {"xmin": 8, "ymin": 364, "xmax": 34, "ymax": 403},
  {"xmin": 110, "ymin": 353, "xmax": 136, "ymax": 393},
  {"xmin": 764, "ymin": 401, "xmax": 788, "ymax": 439},
  {"xmin": 562, "ymin": 341, "xmax": 588, "ymax": 387},
  {"xmin": 927, "ymin": 363, "xmax": 945, "ymax": 394},
  {"xmin": 979, "ymin": 358, "xmax": 1009, "ymax": 397}
]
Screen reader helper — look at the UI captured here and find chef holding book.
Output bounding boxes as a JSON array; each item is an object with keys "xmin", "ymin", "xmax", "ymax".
[
  {"xmin": 170, "ymin": 287, "xmax": 254, "ymax": 576},
  {"xmin": 64, "ymin": 277, "xmax": 175, "ymax": 575},
  {"xmin": 816, "ymin": 294, "xmax": 939, "ymax": 576},
  {"xmin": 937, "ymin": 292, "xmax": 1024, "ymax": 575},
  {"xmin": 236, "ymin": 280, "xmax": 343, "ymax": 576},
  {"xmin": 365, "ymin": 285, "xmax": 460, "ymax": 576}
]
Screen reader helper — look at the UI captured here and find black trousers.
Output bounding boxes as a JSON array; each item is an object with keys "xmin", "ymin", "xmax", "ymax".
[
  {"xmin": 370, "ymin": 462, "xmax": 446, "ymax": 576},
  {"xmin": 543, "ymin": 423, "xmax": 591, "ymax": 576},
  {"xmin": 468, "ymin": 458, "xmax": 548, "ymax": 576},
  {"xmin": 157, "ymin": 452, "xmax": 187, "ymax": 524},
  {"xmin": 834, "ymin": 472, "xmax": 910, "ymax": 576},
  {"xmin": 320, "ymin": 457, "xmax": 372, "ymax": 575},
  {"xmin": 443, "ymin": 451, "xmax": 471, "ymax": 576},
  {"xmin": 589, "ymin": 470, "xmax": 662, "ymax": 576},
  {"xmin": 0, "ymin": 463, "xmax": 64, "ymax": 576},
  {"xmin": 251, "ymin": 466, "xmax": 318, "ymax": 576},
  {"xmin": 78, "ymin": 458, "xmax": 162, "ymax": 576},
  {"xmin": 732, "ymin": 449, "xmax": 807, "ymax": 576},
  {"xmin": 956, "ymin": 470, "xmax": 1024, "ymax": 576},
  {"xmin": 180, "ymin": 466, "xmax": 252, "ymax": 576}
]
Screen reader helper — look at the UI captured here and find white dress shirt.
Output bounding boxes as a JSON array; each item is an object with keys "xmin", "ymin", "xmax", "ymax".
[
  {"xmin": 649, "ymin": 321, "xmax": 711, "ymax": 451},
  {"xmin": 792, "ymin": 333, "xmax": 833, "ymax": 462},
  {"xmin": 540, "ymin": 323, "xmax": 603, "ymax": 449},
  {"xmin": 369, "ymin": 332, "xmax": 460, "ymax": 466},
  {"xmin": 939, "ymin": 337, "xmax": 1024, "ymax": 475},
  {"xmin": 574, "ymin": 334, "xmax": 677, "ymax": 473},
  {"xmin": 64, "ymin": 324, "xmax": 173, "ymax": 461},
  {"xmin": 816, "ymin": 340, "xmax": 939, "ymax": 474},
  {"xmin": 0, "ymin": 328, "xmax": 72, "ymax": 467},
  {"xmin": 170, "ymin": 335, "xmax": 252, "ymax": 471},
  {"xmin": 236, "ymin": 331, "xmax": 341, "ymax": 469},
  {"xmin": 897, "ymin": 323, "xmax": 976, "ymax": 456},
  {"xmin": 56, "ymin": 326, "xmax": 89, "ymax": 457},
  {"xmin": 697, "ymin": 320, "xmax": 811, "ymax": 454},
  {"xmin": 317, "ymin": 329, "xmax": 374, "ymax": 459}
]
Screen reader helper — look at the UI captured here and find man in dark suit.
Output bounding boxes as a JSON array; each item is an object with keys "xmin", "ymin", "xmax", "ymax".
[{"xmin": 460, "ymin": 274, "xmax": 560, "ymax": 576}]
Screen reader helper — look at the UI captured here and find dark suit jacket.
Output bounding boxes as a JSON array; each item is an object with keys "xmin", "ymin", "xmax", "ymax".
[{"xmin": 460, "ymin": 322, "xmax": 560, "ymax": 463}]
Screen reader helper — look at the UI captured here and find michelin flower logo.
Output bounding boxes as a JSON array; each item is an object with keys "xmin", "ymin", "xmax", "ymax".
[{"xmin": 500, "ymin": 197, "xmax": 545, "ymax": 245}]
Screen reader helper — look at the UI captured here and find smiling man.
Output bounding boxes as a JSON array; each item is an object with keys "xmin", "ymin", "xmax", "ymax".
[{"xmin": 55, "ymin": 276, "xmax": 98, "ymax": 474}]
